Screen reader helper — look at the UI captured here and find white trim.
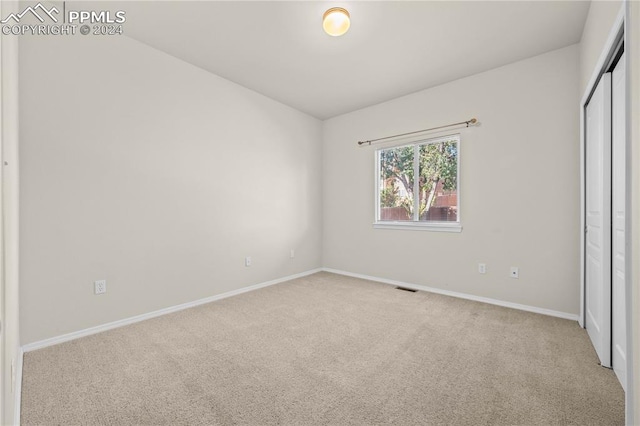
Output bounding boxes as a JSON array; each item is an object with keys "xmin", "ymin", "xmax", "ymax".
[
  {"xmin": 322, "ymin": 268, "xmax": 579, "ymax": 321},
  {"xmin": 22, "ymin": 268, "xmax": 322, "ymax": 353},
  {"xmin": 13, "ymin": 348, "xmax": 21, "ymax": 426},
  {"xmin": 624, "ymin": 2, "xmax": 636, "ymax": 423},
  {"xmin": 373, "ymin": 222, "xmax": 462, "ymax": 232},
  {"xmin": 1, "ymin": 2, "xmax": 21, "ymax": 424},
  {"xmin": 579, "ymin": 103, "xmax": 585, "ymax": 328},
  {"xmin": 412, "ymin": 144, "xmax": 420, "ymax": 220}
]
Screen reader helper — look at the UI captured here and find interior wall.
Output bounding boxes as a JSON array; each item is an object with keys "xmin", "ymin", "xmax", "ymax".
[
  {"xmin": 579, "ymin": 0, "xmax": 623, "ymax": 95},
  {"xmin": 322, "ymin": 45, "xmax": 580, "ymax": 315},
  {"xmin": 19, "ymin": 34, "xmax": 323, "ymax": 345}
]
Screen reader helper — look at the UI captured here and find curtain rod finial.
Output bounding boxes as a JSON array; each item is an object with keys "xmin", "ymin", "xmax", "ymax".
[{"xmin": 469, "ymin": 118, "xmax": 477, "ymax": 124}]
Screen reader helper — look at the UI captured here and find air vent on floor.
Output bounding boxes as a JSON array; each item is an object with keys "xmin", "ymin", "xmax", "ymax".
[{"xmin": 395, "ymin": 286, "xmax": 417, "ymax": 293}]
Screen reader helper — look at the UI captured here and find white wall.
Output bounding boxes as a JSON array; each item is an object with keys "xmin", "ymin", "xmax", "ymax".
[
  {"xmin": 580, "ymin": 0, "xmax": 623, "ymax": 95},
  {"xmin": 322, "ymin": 45, "xmax": 580, "ymax": 315},
  {"xmin": 19, "ymin": 34, "xmax": 323, "ymax": 344}
]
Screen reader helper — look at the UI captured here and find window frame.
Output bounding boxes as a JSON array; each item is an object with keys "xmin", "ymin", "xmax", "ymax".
[{"xmin": 373, "ymin": 133, "xmax": 462, "ymax": 232}]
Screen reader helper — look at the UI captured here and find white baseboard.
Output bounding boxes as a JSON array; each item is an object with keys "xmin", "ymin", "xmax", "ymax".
[
  {"xmin": 322, "ymin": 268, "xmax": 580, "ymax": 322},
  {"xmin": 21, "ymin": 266, "xmax": 579, "ymax": 354},
  {"xmin": 13, "ymin": 347, "xmax": 22, "ymax": 426},
  {"xmin": 22, "ymin": 268, "xmax": 322, "ymax": 353}
]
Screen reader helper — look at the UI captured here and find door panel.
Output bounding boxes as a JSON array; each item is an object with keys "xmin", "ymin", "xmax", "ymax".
[
  {"xmin": 611, "ymin": 53, "xmax": 626, "ymax": 389},
  {"xmin": 585, "ymin": 73, "xmax": 612, "ymax": 368}
]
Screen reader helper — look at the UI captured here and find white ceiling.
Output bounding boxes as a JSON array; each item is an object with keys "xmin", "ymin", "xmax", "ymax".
[{"xmin": 113, "ymin": 1, "xmax": 590, "ymax": 119}]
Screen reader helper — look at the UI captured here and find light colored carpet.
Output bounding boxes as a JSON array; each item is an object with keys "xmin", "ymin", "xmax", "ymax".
[{"xmin": 22, "ymin": 272, "xmax": 624, "ymax": 425}]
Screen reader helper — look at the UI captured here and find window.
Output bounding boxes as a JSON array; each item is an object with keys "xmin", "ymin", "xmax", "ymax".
[{"xmin": 375, "ymin": 134, "xmax": 461, "ymax": 231}]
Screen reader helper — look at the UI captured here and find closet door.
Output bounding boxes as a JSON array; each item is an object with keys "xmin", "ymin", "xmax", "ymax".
[
  {"xmin": 611, "ymin": 53, "xmax": 626, "ymax": 389},
  {"xmin": 585, "ymin": 73, "xmax": 612, "ymax": 368}
]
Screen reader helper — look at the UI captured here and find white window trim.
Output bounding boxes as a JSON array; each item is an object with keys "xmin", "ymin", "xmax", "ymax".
[
  {"xmin": 373, "ymin": 133, "xmax": 462, "ymax": 232},
  {"xmin": 373, "ymin": 222, "xmax": 462, "ymax": 232}
]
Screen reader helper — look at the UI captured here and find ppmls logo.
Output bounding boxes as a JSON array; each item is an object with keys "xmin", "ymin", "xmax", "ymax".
[
  {"xmin": 0, "ymin": 3, "xmax": 59, "ymax": 24},
  {"xmin": 1, "ymin": 2, "xmax": 126, "ymax": 36}
]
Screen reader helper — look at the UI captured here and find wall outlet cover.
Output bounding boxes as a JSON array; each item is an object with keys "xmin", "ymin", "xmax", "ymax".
[
  {"xmin": 510, "ymin": 267, "xmax": 519, "ymax": 279},
  {"xmin": 94, "ymin": 280, "xmax": 107, "ymax": 294}
]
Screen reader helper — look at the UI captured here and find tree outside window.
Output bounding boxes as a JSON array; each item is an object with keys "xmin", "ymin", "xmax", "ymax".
[{"xmin": 378, "ymin": 135, "xmax": 459, "ymax": 223}]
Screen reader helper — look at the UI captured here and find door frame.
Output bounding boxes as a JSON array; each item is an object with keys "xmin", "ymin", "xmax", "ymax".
[
  {"xmin": 0, "ymin": 1, "xmax": 21, "ymax": 424},
  {"xmin": 579, "ymin": 4, "xmax": 633, "ymax": 423}
]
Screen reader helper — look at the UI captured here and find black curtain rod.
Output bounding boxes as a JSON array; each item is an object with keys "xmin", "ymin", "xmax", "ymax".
[{"xmin": 357, "ymin": 118, "xmax": 477, "ymax": 146}]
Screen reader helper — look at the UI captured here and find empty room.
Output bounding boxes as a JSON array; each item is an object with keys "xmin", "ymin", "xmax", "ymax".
[{"xmin": 1, "ymin": 0, "xmax": 639, "ymax": 424}]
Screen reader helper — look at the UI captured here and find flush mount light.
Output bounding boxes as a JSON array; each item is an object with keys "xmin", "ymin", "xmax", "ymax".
[{"xmin": 323, "ymin": 7, "xmax": 350, "ymax": 37}]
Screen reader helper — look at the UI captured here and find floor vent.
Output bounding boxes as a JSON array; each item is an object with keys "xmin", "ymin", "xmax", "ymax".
[{"xmin": 395, "ymin": 286, "xmax": 417, "ymax": 293}]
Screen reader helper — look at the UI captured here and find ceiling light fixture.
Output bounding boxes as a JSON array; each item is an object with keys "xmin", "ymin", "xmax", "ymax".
[{"xmin": 323, "ymin": 7, "xmax": 350, "ymax": 37}]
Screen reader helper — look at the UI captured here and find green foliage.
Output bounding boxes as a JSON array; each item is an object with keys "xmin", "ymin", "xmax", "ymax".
[
  {"xmin": 379, "ymin": 139, "xmax": 457, "ymax": 217},
  {"xmin": 380, "ymin": 146, "xmax": 414, "ymax": 190},
  {"xmin": 380, "ymin": 182, "xmax": 400, "ymax": 208},
  {"xmin": 419, "ymin": 141, "xmax": 457, "ymax": 191}
]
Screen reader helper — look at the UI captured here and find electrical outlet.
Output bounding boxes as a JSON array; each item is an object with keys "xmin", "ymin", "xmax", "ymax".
[
  {"xmin": 290, "ymin": 249, "xmax": 295, "ymax": 259},
  {"xmin": 245, "ymin": 256, "xmax": 252, "ymax": 267},
  {"xmin": 94, "ymin": 279, "xmax": 107, "ymax": 294},
  {"xmin": 510, "ymin": 267, "xmax": 519, "ymax": 279},
  {"xmin": 478, "ymin": 263, "xmax": 486, "ymax": 274}
]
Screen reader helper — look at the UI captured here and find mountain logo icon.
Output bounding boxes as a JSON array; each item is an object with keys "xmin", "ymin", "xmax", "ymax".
[{"xmin": 1, "ymin": 3, "xmax": 59, "ymax": 24}]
